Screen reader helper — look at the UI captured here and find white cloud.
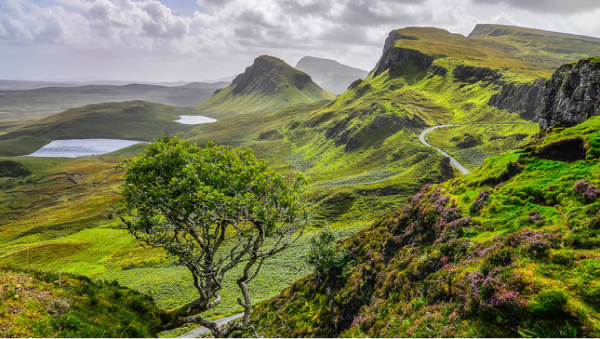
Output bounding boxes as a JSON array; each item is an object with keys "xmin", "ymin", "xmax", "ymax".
[{"xmin": 2, "ymin": 0, "xmax": 600, "ymax": 81}]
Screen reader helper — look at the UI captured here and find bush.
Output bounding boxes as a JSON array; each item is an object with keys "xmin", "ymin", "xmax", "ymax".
[{"xmin": 306, "ymin": 229, "xmax": 355, "ymax": 283}]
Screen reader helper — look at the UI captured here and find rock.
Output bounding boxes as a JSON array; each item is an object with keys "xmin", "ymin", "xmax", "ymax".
[
  {"xmin": 537, "ymin": 57, "xmax": 600, "ymax": 129},
  {"xmin": 452, "ymin": 65, "xmax": 502, "ymax": 83},
  {"xmin": 488, "ymin": 78, "xmax": 546, "ymax": 120},
  {"xmin": 372, "ymin": 31, "xmax": 435, "ymax": 77}
]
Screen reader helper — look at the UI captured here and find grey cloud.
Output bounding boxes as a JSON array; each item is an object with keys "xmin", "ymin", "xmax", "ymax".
[
  {"xmin": 35, "ymin": 16, "xmax": 63, "ymax": 43},
  {"xmin": 471, "ymin": 0, "xmax": 600, "ymax": 13},
  {"xmin": 339, "ymin": 0, "xmax": 428, "ymax": 26},
  {"xmin": 320, "ymin": 25, "xmax": 379, "ymax": 45},
  {"xmin": 279, "ymin": 0, "xmax": 333, "ymax": 15},
  {"xmin": 196, "ymin": 0, "xmax": 235, "ymax": 10},
  {"xmin": 238, "ymin": 10, "xmax": 277, "ymax": 29}
]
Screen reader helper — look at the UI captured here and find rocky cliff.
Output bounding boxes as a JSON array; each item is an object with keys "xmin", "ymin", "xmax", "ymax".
[
  {"xmin": 488, "ymin": 78, "xmax": 546, "ymax": 120},
  {"xmin": 538, "ymin": 57, "xmax": 600, "ymax": 129},
  {"xmin": 371, "ymin": 31, "xmax": 434, "ymax": 78}
]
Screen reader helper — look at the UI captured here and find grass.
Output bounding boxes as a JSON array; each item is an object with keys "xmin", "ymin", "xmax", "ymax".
[
  {"xmin": 249, "ymin": 116, "xmax": 600, "ymax": 338},
  {"xmin": 425, "ymin": 123, "xmax": 540, "ymax": 169},
  {"xmin": 0, "ymin": 266, "xmax": 162, "ymax": 338},
  {"xmin": 0, "ymin": 83, "xmax": 222, "ymax": 126}
]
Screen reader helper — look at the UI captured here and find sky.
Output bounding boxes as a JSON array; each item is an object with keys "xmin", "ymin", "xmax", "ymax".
[{"xmin": 2, "ymin": 0, "xmax": 600, "ymax": 82}]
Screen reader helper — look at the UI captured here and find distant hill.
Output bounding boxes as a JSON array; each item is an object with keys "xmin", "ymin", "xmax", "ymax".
[
  {"xmin": 0, "ymin": 101, "xmax": 200, "ymax": 155},
  {"xmin": 0, "ymin": 82, "xmax": 226, "ymax": 125},
  {"xmin": 295, "ymin": 56, "xmax": 369, "ymax": 94},
  {"xmin": 194, "ymin": 55, "xmax": 335, "ymax": 117}
]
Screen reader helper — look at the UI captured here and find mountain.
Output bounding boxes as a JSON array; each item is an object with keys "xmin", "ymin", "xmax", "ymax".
[
  {"xmin": 249, "ymin": 56, "xmax": 600, "ymax": 337},
  {"xmin": 295, "ymin": 56, "xmax": 369, "ymax": 94},
  {"xmin": 194, "ymin": 55, "xmax": 335, "ymax": 117}
]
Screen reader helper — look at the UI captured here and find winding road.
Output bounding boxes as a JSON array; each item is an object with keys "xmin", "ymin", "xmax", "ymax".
[
  {"xmin": 419, "ymin": 124, "xmax": 470, "ymax": 175},
  {"xmin": 418, "ymin": 122, "xmax": 536, "ymax": 176}
]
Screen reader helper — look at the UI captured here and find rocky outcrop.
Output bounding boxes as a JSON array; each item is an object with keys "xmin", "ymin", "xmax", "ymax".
[
  {"xmin": 372, "ymin": 31, "xmax": 434, "ymax": 77},
  {"xmin": 489, "ymin": 78, "xmax": 545, "ymax": 120},
  {"xmin": 453, "ymin": 65, "xmax": 502, "ymax": 83},
  {"xmin": 538, "ymin": 57, "xmax": 600, "ymax": 129}
]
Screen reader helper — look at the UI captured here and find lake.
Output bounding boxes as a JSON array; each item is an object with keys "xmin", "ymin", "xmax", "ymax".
[
  {"xmin": 27, "ymin": 139, "xmax": 143, "ymax": 158},
  {"xmin": 174, "ymin": 115, "xmax": 217, "ymax": 125}
]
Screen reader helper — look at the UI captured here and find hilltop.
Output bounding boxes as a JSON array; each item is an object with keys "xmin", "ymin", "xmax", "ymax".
[
  {"xmin": 295, "ymin": 56, "xmax": 369, "ymax": 94},
  {"xmin": 194, "ymin": 55, "xmax": 335, "ymax": 117}
]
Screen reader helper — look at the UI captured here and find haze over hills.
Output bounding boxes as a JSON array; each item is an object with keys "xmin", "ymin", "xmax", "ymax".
[
  {"xmin": 0, "ymin": 82, "xmax": 228, "ymax": 128},
  {"xmin": 194, "ymin": 55, "xmax": 335, "ymax": 117},
  {"xmin": 295, "ymin": 56, "xmax": 369, "ymax": 94},
  {"xmin": 3, "ymin": 23, "xmax": 600, "ymax": 338}
]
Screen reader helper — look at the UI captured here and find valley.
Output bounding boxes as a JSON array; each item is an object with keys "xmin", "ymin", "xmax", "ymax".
[{"xmin": 1, "ymin": 23, "xmax": 600, "ymax": 338}]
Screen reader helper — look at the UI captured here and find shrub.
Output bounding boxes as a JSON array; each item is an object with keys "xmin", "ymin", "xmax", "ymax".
[
  {"xmin": 573, "ymin": 180, "xmax": 600, "ymax": 201},
  {"xmin": 306, "ymin": 228, "xmax": 355, "ymax": 284}
]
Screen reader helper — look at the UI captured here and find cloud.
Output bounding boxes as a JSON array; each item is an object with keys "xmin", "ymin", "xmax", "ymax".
[
  {"xmin": 470, "ymin": 0, "xmax": 600, "ymax": 14},
  {"xmin": 3, "ymin": 0, "xmax": 600, "ymax": 82}
]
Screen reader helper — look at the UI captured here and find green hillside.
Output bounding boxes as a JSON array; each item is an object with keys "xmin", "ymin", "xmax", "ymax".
[
  {"xmin": 0, "ymin": 101, "xmax": 200, "ymax": 156},
  {"xmin": 0, "ymin": 267, "xmax": 162, "ymax": 337},
  {"xmin": 250, "ymin": 114, "xmax": 600, "ymax": 338},
  {"xmin": 194, "ymin": 55, "xmax": 335, "ymax": 117}
]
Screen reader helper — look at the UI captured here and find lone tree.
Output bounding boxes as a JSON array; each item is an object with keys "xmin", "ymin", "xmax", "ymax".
[{"xmin": 118, "ymin": 136, "xmax": 306, "ymax": 337}]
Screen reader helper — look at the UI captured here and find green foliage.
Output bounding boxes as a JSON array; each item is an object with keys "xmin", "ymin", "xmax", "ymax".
[
  {"xmin": 532, "ymin": 291, "xmax": 568, "ymax": 317},
  {"xmin": 305, "ymin": 228, "xmax": 355, "ymax": 283},
  {"xmin": 119, "ymin": 136, "xmax": 308, "ymax": 334}
]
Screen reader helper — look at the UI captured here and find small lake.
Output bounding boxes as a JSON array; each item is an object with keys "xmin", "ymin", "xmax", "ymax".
[
  {"xmin": 27, "ymin": 139, "xmax": 143, "ymax": 158},
  {"xmin": 174, "ymin": 115, "xmax": 216, "ymax": 125}
]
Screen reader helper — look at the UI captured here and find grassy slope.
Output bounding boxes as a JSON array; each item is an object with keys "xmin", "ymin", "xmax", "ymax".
[
  {"xmin": 250, "ymin": 115, "xmax": 600, "ymax": 338},
  {"xmin": 470, "ymin": 24, "xmax": 600, "ymax": 73},
  {"xmin": 194, "ymin": 55, "xmax": 335, "ymax": 118},
  {"xmin": 425, "ymin": 123, "xmax": 540, "ymax": 169},
  {"xmin": 0, "ymin": 267, "xmax": 162, "ymax": 338},
  {"xmin": 0, "ymin": 101, "xmax": 200, "ymax": 156}
]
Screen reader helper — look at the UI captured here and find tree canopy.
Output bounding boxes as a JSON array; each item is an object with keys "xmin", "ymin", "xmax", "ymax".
[{"xmin": 118, "ymin": 136, "xmax": 306, "ymax": 336}]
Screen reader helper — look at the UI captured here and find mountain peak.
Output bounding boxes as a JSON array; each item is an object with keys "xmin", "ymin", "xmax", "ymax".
[
  {"xmin": 195, "ymin": 55, "xmax": 334, "ymax": 116},
  {"xmin": 230, "ymin": 55, "xmax": 313, "ymax": 96}
]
